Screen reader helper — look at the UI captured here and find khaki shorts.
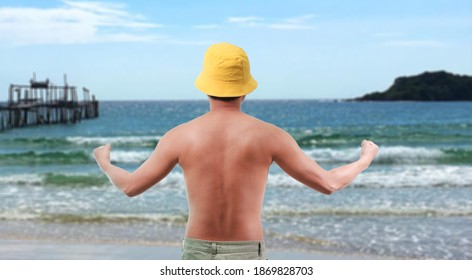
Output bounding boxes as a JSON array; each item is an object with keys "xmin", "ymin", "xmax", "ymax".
[{"xmin": 181, "ymin": 237, "xmax": 267, "ymax": 260}]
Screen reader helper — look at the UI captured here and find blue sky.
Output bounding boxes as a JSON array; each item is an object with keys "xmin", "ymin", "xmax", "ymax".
[{"xmin": 0, "ymin": 0, "xmax": 471, "ymax": 100}]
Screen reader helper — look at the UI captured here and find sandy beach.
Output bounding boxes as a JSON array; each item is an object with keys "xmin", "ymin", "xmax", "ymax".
[
  {"xmin": 0, "ymin": 220, "xmax": 382, "ymax": 260},
  {"xmin": 0, "ymin": 239, "xmax": 379, "ymax": 260}
]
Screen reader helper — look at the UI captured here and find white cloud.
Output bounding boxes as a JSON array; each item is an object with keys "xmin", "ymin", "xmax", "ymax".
[
  {"xmin": 272, "ymin": 14, "xmax": 316, "ymax": 30},
  {"xmin": 163, "ymin": 39, "xmax": 217, "ymax": 45},
  {"xmin": 227, "ymin": 14, "xmax": 315, "ymax": 30},
  {"xmin": 0, "ymin": 1, "xmax": 162, "ymax": 45},
  {"xmin": 282, "ymin": 14, "xmax": 315, "ymax": 24},
  {"xmin": 227, "ymin": 16, "xmax": 264, "ymax": 24},
  {"xmin": 267, "ymin": 23, "xmax": 315, "ymax": 30}
]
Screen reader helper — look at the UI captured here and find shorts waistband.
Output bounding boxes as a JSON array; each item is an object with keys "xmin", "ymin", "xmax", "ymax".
[{"xmin": 182, "ymin": 237, "xmax": 265, "ymax": 254}]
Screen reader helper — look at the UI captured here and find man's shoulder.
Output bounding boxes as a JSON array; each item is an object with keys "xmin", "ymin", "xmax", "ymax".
[
  {"xmin": 249, "ymin": 115, "xmax": 286, "ymax": 133},
  {"xmin": 165, "ymin": 121, "xmax": 192, "ymax": 136},
  {"xmin": 238, "ymin": 114, "xmax": 290, "ymax": 144},
  {"xmin": 171, "ymin": 115, "xmax": 205, "ymax": 132},
  {"xmin": 163, "ymin": 116, "xmax": 206, "ymax": 138}
]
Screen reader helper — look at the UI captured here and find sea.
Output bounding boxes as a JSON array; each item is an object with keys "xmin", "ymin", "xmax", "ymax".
[{"xmin": 0, "ymin": 100, "xmax": 471, "ymax": 259}]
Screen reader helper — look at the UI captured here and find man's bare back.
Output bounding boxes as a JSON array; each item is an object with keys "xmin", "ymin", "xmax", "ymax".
[{"xmin": 175, "ymin": 108, "xmax": 275, "ymax": 240}]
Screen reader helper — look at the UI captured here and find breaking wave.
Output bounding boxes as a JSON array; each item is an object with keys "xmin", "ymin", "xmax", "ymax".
[
  {"xmin": 0, "ymin": 212, "xmax": 188, "ymax": 225},
  {"xmin": 0, "ymin": 135, "xmax": 161, "ymax": 148},
  {"xmin": 2, "ymin": 163, "xmax": 472, "ymax": 189},
  {"xmin": 306, "ymin": 146, "xmax": 472, "ymax": 164}
]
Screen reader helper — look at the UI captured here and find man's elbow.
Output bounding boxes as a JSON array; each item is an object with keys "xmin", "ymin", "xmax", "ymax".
[
  {"xmin": 123, "ymin": 189, "xmax": 138, "ymax": 197},
  {"xmin": 305, "ymin": 173, "xmax": 338, "ymax": 195},
  {"xmin": 322, "ymin": 188, "xmax": 334, "ymax": 195},
  {"xmin": 307, "ymin": 181, "xmax": 336, "ymax": 195},
  {"xmin": 320, "ymin": 171, "xmax": 351, "ymax": 195},
  {"xmin": 320, "ymin": 184, "xmax": 336, "ymax": 195},
  {"xmin": 122, "ymin": 183, "xmax": 139, "ymax": 197},
  {"xmin": 318, "ymin": 178, "xmax": 341, "ymax": 195}
]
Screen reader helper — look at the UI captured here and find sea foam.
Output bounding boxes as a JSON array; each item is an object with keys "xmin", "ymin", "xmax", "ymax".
[{"xmin": 67, "ymin": 135, "xmax": 161, "ymax": 146}]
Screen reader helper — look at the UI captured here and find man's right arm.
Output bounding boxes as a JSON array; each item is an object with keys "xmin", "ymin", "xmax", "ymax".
[{"xmin": 272, "ymin": 128, "xmax": 378, "ymax": 195}]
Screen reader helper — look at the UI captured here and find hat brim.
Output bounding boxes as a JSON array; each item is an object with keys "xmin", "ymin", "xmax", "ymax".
[{"xmin": 195, "ymin": 72, "xmax": 258, "ymax": 97}]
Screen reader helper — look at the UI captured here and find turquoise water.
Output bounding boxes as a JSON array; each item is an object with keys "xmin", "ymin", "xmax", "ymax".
[{"xmin": 0, "ymin": 100, "xmax": 471, "ymax": 259}]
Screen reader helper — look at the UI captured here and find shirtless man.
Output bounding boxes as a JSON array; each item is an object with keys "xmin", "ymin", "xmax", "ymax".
[{"xmin": 94, "ymin": 43, "xmax": 379, "ymax": 260}]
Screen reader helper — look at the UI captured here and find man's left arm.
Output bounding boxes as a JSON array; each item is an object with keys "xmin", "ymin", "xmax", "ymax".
[{"xmin": 94, "ymin": 132, "xmax": 179, "ymax": 197}]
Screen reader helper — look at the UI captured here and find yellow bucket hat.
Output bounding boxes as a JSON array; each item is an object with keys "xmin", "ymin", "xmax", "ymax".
[{"xmin": 195, "ymin": 42, "xmax": 257, "ymax": 97}]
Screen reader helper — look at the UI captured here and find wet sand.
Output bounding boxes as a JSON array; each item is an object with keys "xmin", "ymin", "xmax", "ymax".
[{"xmin": 0, "ymin": 239, "xmax": 374, "ymax": 260}]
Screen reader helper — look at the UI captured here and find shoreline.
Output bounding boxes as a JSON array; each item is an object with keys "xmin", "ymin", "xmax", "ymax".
[
  {"xmin": 0, "ymin": 220, "xmax": 387, "ymax": 260},
  {"xmin": 0, "ymin": 238, "xmax": 380, "ymax": 260}
]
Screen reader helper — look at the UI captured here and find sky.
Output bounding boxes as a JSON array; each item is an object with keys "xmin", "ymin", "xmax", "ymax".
[{"xmin": 0, "ymin": 0, "xmax": 471, "ymax": 100}]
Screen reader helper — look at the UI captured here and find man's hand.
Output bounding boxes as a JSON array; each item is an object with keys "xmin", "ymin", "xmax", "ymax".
[
  {"xmin": 94, "ymin": 144, "xmax": 111, "ymax": 171},
  {"xmin": 360, "ymin": 140, "xmax": 379, "ymax": 163}
]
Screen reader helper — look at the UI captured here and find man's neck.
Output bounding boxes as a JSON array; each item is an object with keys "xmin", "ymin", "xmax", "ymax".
[{"xmin": 209, "ymin": 98, "xmax": 243, "ymax": 112}]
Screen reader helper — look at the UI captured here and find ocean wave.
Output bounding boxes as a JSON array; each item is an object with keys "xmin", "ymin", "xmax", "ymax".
[
  {"xmin": 296, "ymin": 133, "xmax": 354, "ymax": 147},
  {"xmin": 268, "ymin": 165, "xmax": 472, "ymax": 189},
  {"xmin": 0, "ymin": 135, "xmax": 161, "ymax": 148},
  {"xmin": 0, "ymin": 151, "xmax": 91, "ymax": 165},
  {"xmin": 0, "ymin": 171, "xmax": 184, "ymax": 188},
  {"xmin": 44, "ymin": 173, "xmax": 110, "ymax": 187},
  {"xmin": 441, "ymin": 148, "xmax": 472, "ymax": 164},
  {"xmin": 0, "ymin": 207, "xmax": 469, "ymax": 227},
  {"xmin": 0, "ymin": 137, "xmax": 71, "ymax": 147},
  {"xmin": 369, "ymin": 146, "xmax": 444, "ymax": 164},
  {"xmin": 0, "ymin": 212, "xmax": 188, "ymax": 225},
  {"xmin": 66, "ymin": 136, "xmax": 161, "ymax": 147},
  {"xmin": 0, "ymin": 174, "xmax": 44, "ymax": 186},
  {"xmin": 0, "ymin": 173, "xmax": 109, "ymax": 187},
  {"xmin": 293, "ymin": 124, "xmax": 472, "ymax": 148},
  {"xmin": 354, "ymin": 165, "xmax": 472, "ymax": 189},
  {"xmin": 0, "ymin": 150, "xmax": 153, "ymax": 165},
  {"xmin": 109, "ymin": 145, "xmax": 471, "ymax": 165},
  {"xmin": 1, "ymin": 121, "xmax": 470, "ymax": 151},
  {"xmin": 263, "ymin": 207, "xmax": 472, "ymax": 217},
  {"xmin": 1, "ymin": 131, "xmax": 471, "ymax": 166},
  {"xmin": 306, "ymin": 146, "xmax": 472, "ymax": 164},
  {"xmin": 3, "ymin": 163, "xmax": 472, "ymax": 190},
  {"xmin": 1, "ymin": 145, "xmax": 470, "ymax": 166},
  {"xmin": 110, "ymin": 150, "xmax": 152, "ymax": 163}
]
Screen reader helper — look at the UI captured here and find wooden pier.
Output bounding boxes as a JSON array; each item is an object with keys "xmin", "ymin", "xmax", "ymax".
[{"xmin": 0, "ymin": 74, "xmax": 99, "ymax": 131}]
